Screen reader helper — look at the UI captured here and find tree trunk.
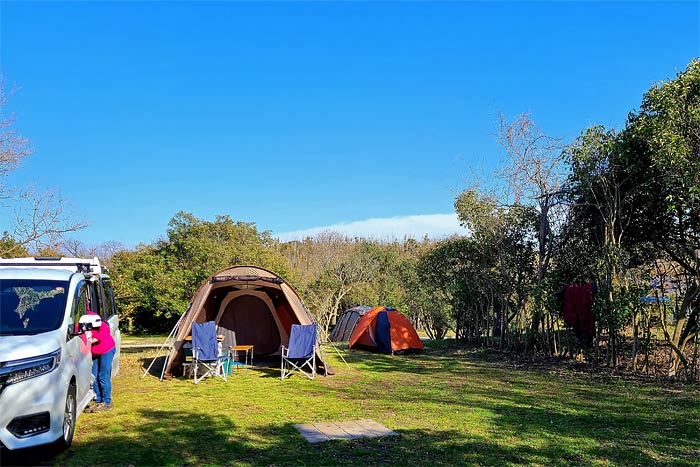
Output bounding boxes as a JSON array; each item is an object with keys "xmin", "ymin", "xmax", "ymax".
[
  {"xmin": 632, "ymin": 309, "xmax": 639, "ymax": 371},
  {"xmin": 666, "ymin": 282, "xmax": 699, "ymax": 376}
]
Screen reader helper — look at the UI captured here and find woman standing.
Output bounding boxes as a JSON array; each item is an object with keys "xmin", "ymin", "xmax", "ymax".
[{"xmin": 85, "ymin": 311, "xmax": 116, "ymax": 412}]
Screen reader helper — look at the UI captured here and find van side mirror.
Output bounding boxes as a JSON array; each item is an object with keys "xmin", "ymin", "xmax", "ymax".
[{"xmin": 68, "ymin": 323, "xmax": 85, "ymax": 337}]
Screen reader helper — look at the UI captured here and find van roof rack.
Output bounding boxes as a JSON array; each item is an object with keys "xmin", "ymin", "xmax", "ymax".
[{"xmin": 0, "ymin": 256, "xmax": 104, "ymax": 274}]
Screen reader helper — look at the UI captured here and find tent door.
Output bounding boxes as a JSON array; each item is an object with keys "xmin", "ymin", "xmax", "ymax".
[
  {"xmin": 375, "ymin": 311, "xmax": 392, "ymax": 354},
  {"xmin": 219, "ymin": 294, "xmax": 281, "ymax": 356}
]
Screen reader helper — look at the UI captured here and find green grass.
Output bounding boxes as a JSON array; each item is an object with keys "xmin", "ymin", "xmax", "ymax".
[{"xmin": 11, "ymin": 341, "xmax": 700, "ymax": 466}]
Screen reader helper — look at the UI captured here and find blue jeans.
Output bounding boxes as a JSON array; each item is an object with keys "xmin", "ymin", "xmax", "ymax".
[{"xmin": 92, "ymin": 347, "xmax": 115, "ymax": 404}]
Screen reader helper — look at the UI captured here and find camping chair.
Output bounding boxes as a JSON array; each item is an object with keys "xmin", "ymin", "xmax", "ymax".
[
  {"xmin": 191, "ymin": 321, "xmax": 229, "ymax": 384},
  {"xmin": 281, "ymin": 323, "xmax": 317, "ymax": 380}
]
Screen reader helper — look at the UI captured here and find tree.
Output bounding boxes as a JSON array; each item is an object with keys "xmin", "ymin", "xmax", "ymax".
[
  {"xmin": 497, "ymin": 113, "xmax": 568, "ymax": 351},
  {"xmin": 0, "ymin": 82, "xmax": 87, "ymax": 256},
  {"xmin": 0, "ymin": 231, "xmax": 28, "ymax": 258},
  {"xmin": 566, "ymin": 126, "xmax": 645, "ymax": 366},
  {"xmin": 111, "ymin": 211, "xmax": 289, "ymax": 333},
  {"xmin": 286, "ymin": 231, "xmax": 378, "ymax": 338},
  {"xmin": 111, "ymin": 245, "xmax": 187, "ymax": 333},
  {"xmin": 625, "ymin": 60, "xmax": 700, "ymax": 376},
  {"xmin": 59, "ymin": 238, "xmax": 125, "ymax": 269},
  {"xmin": 454, "ymin": 189, "xmax": 536, "ymax": 350},
  {"xmin": 561, "ymin": 60, "xmax": 700, "ymax": 376},
  {"xmin": 163, "ymin": 211, "xmax": 290, "ymax": 294},
  {"xmin": 418, "ymin": 237, "xmax": 485, "ymax": 343}
]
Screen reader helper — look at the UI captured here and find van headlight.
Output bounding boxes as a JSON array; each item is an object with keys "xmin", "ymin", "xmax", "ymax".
[{"xmin": 0, "ymin": 349, "xmax": 61, "ymax": 388}]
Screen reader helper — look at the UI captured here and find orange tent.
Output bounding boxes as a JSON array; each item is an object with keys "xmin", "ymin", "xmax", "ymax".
[{"xmin": 348, "ymin": 306, "xmax": 423, "ymax": 354}]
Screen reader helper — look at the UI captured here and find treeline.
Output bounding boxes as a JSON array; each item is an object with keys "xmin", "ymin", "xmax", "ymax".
[
  {"xmin": 2, "ymin": 61, "xmax": 698, "ymax": 382},
  {"xmin": 109, "ymin": 216, "xmax": 437, "ymax": 341}
]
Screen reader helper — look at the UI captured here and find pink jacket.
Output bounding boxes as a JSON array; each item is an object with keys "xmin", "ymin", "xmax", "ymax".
[{"xmin": 87, "ymin": 312, "xmax": 116, "ymax": 355}]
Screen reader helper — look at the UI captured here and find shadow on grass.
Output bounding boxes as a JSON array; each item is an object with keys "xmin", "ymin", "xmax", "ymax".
[
  {"xmin": 328, "ymin": 347, "xmax": 699, "ymax": 466},
  {"xmin": 5, "ymin": 343, "xmax": 696, "ymax": 466},
  {"xmin": 5, "ymin": 415, "xmax": 690, "ymax": 467},
  {"xmin": 298, "ymin": 421, "xmax": 697, "ymax": 467},
  {"xmin": 139, "ymin": 355, "xmax": 167, "ymax": 378},
  {"xmin": 3, "ymin": 399, "xmax": 697, "ymax": 466},
  {"xmin": 3, "ymin": 409, "xmax": 267, "ymax": 466}
]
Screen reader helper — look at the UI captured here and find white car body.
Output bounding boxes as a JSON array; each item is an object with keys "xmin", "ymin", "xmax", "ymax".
[{"xmin": 0, "ymin": 258, "xmax": 121, "ymax": 450}]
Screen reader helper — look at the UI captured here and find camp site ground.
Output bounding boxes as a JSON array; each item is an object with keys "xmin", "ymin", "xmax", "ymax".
[{"xmin": 3, "ymin": 338, "xmax": 698, "ymax": 467}]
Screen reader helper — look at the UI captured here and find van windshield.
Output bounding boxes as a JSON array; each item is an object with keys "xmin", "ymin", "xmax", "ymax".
[{"xmin": 0, "ymin": 279, "xmax": 69, "ymax": 336}]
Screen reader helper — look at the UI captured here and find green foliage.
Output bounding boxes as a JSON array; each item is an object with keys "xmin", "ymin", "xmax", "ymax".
[
  {"xmin": 454, "ymin": 189, "xmax": 501, "ymax": 238},
  {"xmin": 345, "ymin": 240, "xmax": 427, "ymax": 313},
  {"xmin": 278, "ymin": 233, "xmax": 435, "ymax": 337},
  {"xmin": 111, "ymin": 212, "xmax": 290, "ymax": 333},
  {"xmin": 0, "ymin": 232, "xmax": 29, "ymax": 258},
  {"xmin": 627, "ymin": 60, "xmax": 700, "ymax": 268},
  {"xmin": 164, "ymin": 211, "xmax": 291, "ymax": 291},
  {"xmin": 418, "ymin": 238, "xmax": 477, "ymax": 340},
  {"xmin": 557, "ymin": 60, "xmax": 700, "ymax": 371},
  {"xmin": 453, "ymin": 190, "xmax": 537, "ymax": 347},
  {"xmin": 111, "ymin": 246, "xmax": 188, "ymax": 333}
]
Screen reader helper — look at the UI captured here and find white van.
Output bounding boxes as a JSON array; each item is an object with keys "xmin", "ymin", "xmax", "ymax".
[{"xmin": 0, "ymin": 257, "xmax": 121, "ymax": 450}]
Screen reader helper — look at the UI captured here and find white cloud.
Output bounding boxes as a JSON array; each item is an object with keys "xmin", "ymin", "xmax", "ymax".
[{"xmin": 275, "ymin": 213, "xmax": 467, "ymax": 242}]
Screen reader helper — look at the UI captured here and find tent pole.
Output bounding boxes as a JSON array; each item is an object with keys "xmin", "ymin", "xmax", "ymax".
[
  {"xmin": 297, "ymin": 299, "xmax": 351, "ymax": 370},
  {"xmin": 157, "ymin": 310, "xmax": 186, "ymax": 381},
  {"xmin": 141, "ymin": 309, "xmax": 187, "ymax": 380},
  {"xmin": 319, "ymin": 327, "xmax": 350, "ymax": 369}
]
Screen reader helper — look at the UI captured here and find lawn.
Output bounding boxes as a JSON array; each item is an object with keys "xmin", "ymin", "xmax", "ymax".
[{"xmin": 7, "ymin": 340, "xmax": 699, "ymax": 466}]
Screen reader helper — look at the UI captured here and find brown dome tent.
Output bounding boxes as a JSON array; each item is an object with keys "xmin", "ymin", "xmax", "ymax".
[
  {"xmin": 164, "ymin": 265, "xmax": 329, "ymax": 376},
  {"xmin": 348, "ymin": 306, "xmax": 424, "ymax": 354}
]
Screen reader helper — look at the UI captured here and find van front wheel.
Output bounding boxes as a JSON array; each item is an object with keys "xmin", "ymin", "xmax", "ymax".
[{"xmin": 56, "ymin": 383, "xmax": 76, "ymax": 449}]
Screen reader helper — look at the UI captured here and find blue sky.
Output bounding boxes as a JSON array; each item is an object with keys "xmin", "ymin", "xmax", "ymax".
[{"xmin": 1, "ymin": 1, "xmax": 698, "ymax": 247}]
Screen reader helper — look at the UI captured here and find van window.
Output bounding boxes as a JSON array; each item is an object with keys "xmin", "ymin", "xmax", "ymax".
[
  {"xmin": 88, "ymin": 280, "xmax": 102, "ymax": 316},
  {"xmin": 101, "ymin": 279, "xmax": 115, "ymax": 319},
  {"xmin": 72, "ymin": 282, "xmax": 89, "ymax": 325},
  {"xmin": 0, "ymin": 279, "xmax": 68, "ymax": 336}
]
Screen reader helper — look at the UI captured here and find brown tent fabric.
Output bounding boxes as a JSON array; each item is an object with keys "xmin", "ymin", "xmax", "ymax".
[
  {"xmin": 164, "ymin": 265, "xmax": 328, "ymax": 376},
  {"xmin": 348, "ymin": 306, "xmax": 424, "ymax": 354}
]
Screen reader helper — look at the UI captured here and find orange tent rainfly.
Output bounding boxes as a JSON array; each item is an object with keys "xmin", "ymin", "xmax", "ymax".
[{"xmin": 348, "ymin": 306, "xmax": 423, "ymax": 354}]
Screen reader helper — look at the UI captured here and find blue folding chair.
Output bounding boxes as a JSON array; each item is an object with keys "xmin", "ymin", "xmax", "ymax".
[
  {"xmin": 192, "ymin": 321, "xmax": 228, "ymax": 384},
  {"xmin": 281, "ymin": 324, "xmax": 317, "ymax": 380}
]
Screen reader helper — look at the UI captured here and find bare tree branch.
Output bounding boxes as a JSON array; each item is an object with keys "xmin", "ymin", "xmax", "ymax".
[{"xmin": 0, "ymin": 81, "xmax": 89, "ymax": 256}]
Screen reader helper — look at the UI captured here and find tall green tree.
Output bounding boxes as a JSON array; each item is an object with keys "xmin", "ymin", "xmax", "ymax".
[
  {"xmin": 562, "ymin": 60, "xmax": 700, "ymax": 375},
  {"xmin": 111, "ymin": 212, "xmax": 289, "ymax": 333},
  {"xmin": 566, "ymin": 126, "xmax": 645, "ymax": 365},
  {"xmin": 625, "ymin": 60, "xmax": 700, "ymax": 375},
  {"xmin": 454, "ymin": 189, "xmax": 536, "ymax": 349}
]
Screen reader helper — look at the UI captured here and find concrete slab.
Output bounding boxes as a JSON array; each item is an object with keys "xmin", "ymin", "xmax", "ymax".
[
  {"xmin": 336, "ymin": 420, "xmax": 375, "ymax": 438},
  {"xmin": 294, "ymin": 423, "xmax": 330, "ymax": 443},
  {"xmin": 314, "ymin": 422, "xmax": 360, "ymax": 440},
  {"xmin": 294, "ymin": 419, "xmax": 399, "ymax": 443},
  {"xmin": 356, "ymin": 419, "xmax": 399, "ymax": 437}
]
